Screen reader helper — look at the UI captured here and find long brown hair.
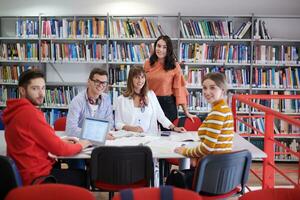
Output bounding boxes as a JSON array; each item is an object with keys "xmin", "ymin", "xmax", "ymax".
[
  {"xmin": 149, "ymin": 35, "xmax": 176, "ymax": 71},
  {"xmin": 123, "ymin": 66, "xmax": 149, "ymax": 101}
]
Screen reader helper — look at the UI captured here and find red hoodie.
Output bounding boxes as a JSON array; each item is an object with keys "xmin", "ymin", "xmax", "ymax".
[{"xmin": 2, "ymin": 98, "xmax": 82, "ymax": 185}]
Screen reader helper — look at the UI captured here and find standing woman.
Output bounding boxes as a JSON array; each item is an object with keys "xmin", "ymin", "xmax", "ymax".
[
  {"xmin": 115, "ymin": 66, "xmax": 185, "ymax": 133},
  {"xmin": 144, "ymin": 35, "xmax": 195, "ymax": 129}
]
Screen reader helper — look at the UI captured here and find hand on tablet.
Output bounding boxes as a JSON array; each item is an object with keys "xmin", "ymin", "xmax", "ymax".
[
  {"xmin": 78, "ymin": 140, "xmax": 92, "ymax": 149},
  {"xmin": 106, "ymin": 132, "xmax": 115, "ymax": 140},
  {"xmin": 173, "ymin": 127, "xmax": 186, "ymax": 133}
]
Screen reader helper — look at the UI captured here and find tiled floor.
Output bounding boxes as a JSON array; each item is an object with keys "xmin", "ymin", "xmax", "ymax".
[{"xmin": 92, "ymin": 162, "xmax": 299, "ymax": 200}]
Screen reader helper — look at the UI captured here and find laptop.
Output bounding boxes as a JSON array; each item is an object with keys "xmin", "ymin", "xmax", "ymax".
[{"xmin": 80, "ymin": 117, "xmax": 109, "ymax": 146}]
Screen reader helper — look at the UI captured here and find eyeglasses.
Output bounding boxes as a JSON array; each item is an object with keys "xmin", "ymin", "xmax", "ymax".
[{"xmin": 90, "ymin": 79, "xmax": 108, "ymax": 87}]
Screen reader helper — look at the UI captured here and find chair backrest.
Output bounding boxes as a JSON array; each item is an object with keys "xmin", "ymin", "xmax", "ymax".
[
  {"xmin": 90, "ymin": 146, "xmax": 153, "ymax": 191},
  {"xmin": 53, "ymin": 116, "xmax": 67, "ymax": 131},
  {"xmin": 239, "ymin": 188, "xmax": 300, "ymax": 200},
  {"xmin": 193, "ymin": 150, "xmax": 252, "ymax": 196},
  {"xmin": 112, "ymin": 186, "xmax": 203, "ymax": 200},
  {"xmin": 4, "ymin": 184, "xmax": 95, "ymax": 200},
  {"xmin": 0, "ymin": 155, "xmax": 23, "ymax": 200},
  {"xmin": 173, "ymin": 117, "xmax": 202, "ymax": 131}
]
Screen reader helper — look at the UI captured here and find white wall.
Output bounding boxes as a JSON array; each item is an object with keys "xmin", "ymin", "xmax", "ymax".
[{"xmin": 0, "ymin": 0, "xmax": 299, "ymax": 16}]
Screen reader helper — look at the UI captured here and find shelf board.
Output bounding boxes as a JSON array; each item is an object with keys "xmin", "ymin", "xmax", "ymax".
[
  {"xmin": 0, "ymin": 59, "xmax": 39, "ymax": 63},
  {"xmin": 108, "ymin": 61, "xmax": 144, "ymax": 65},
  {"xmin": 181, "ymin": 62, "xmax": 251, "ymax": 66},
  {"xmin": 41, "ymin": 105, "xmax": 69, "ymax": 109},
  {"xmin": 0, "ymin": 37, "xmax": 39, "ymax": 40},
  {"xmin": 253, "ymin": 63, "xmax": 300, "ymax": 67},
  {"xmin": 254, "ymin": 38, "xmax": 300, "ymax": 43},
  {"xmin": 251, "ymin": 87, "xmax": 300, "ymax": 91},
  {"xmin": 41, "ymin": 60, "xmax": 106, "ymax": 64},
  {"xmin": 0, "ymin": 82, "xmax": 18, "ymax": 85},
  {"xmin": 109, "ymin": 84, "xmax": 126, "ymax": 88},
  {"xmin": 186, "ymin": 85, "xmax": 250, "ymax": 90},
  {"xmin": 108, "ymin": 37, "xmax": 178, "ymax": 41},
  {"xmin": 41, "ymin": 37, "xmax": 107, "ymax": 41},
  {"xmin": 46, "ymin": 82, "xmax": 86, "ymax": 86},
  {"xmin": 180, "ymin": 38, "xmax": 251, "ymax": 42}
]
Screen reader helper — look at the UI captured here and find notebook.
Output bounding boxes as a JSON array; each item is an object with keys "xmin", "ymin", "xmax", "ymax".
[{"xmin": 80, "ymin": 117, "xmax": 109, "ymax": 146}]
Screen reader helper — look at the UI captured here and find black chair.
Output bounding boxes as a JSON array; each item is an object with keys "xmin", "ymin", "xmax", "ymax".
[
  {"xmin": 0, "ymin": 155, "xmax": 23, "ymax": 200},
  {"xmin": 193, "ymin": 150, "xmax": 252, "ymax": 199},
  {"xmin": 90, "ymin": 146, "xmax": 153, "ymax": 200}
]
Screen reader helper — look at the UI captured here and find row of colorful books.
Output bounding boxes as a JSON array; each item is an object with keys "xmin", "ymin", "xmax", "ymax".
[
  {"xmin": 44, "ymin": 109, "xmax": 67, "ymax": 127},
  {"xmin": 252, "ymin": 67, "xmax": 300, "ymax": 89},
  {"xmin": 41, "ymin": 18, "xmax": 107, "ymax": 39},
  {"xmin": 249, "ymin": 139, "xmax": 298, "ymax": 161},
  {"xmin": 15, "ymin": 19, "xmax": 39, "ymax": 38},
  {"xmin": 183, "ymin": 67, "xmax": 250, "ymax": 87},
  {"xmin": 0, "ymin": 43, "xmax": 38, "ymax": 61},
  {"xmin": 109, "ymin": 18, "xmax": 164, "ymax": 38},
  {"xmin": 44, "ymin": 86, "xmax": 84, "ymax": 106},
  {"xmin": 237, "ymin": 117, "xmax": 300, "ymax": 135},
  {"xmin": 108, "ymin": 42, "xmax": 153, "ymax": 62},
  {"xmin": 41, "ymin": 42, "xmax": 107, "ymax": 62},
  {"xmin": 250, "ymin": 93, "xmax": 300, "ymax": 113},
  {"xmin": 253, "ymin": 19, "xmax": 271, "ymax": 40},
  {"xmin": 0, "ymin": 86, "xmax": 19, "ymax": 104},
  {"xmin": 187, "ymin": 91, "xmax": 211, "ymax": 111},
  {"xmin": 180, "ymin": 19, "xmax": 234, "ymax": 39},
  {"xmin": 0, "ymin": 65, "xmax": 40, "ymax": 83},
  {"xmin": 108, "ymin": 65, "xmax": 129, "ymax": 85},
  {"xmin": 254, "ymin": 45, "xmax": 300, "ymax": 64},
  {"xmin": 274, "ymin": 139, "xmax": 299, "ymax": 160},
  {"xmin": 180, "ymin": 43, "xmax": 250, "ymax": 64},
  {"xmin": 0, "ymin": 85, "xmax": 84, "ymax": 107}
]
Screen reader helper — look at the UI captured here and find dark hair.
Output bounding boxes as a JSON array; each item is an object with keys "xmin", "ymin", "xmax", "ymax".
[
  {"xmin": 18, "ymin": 69, "xmax": 45, "ymax": 88},
  {"xmin": 89, "ymin": 68, "xmax": 108, "ymax": 80},
  {"xmin": 202, "ymin": 72, "xmax": 228, "ymax": 92},
  {"xmin": 149, "ymin": 35, "xmax": 176, "ymax": 71},
  {"xmin": 123, "ymin": 66, "xmax": 148, "ymax": 99}
]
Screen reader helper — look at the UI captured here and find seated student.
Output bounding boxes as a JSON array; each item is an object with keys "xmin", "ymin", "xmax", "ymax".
[
  {"xmin": 115, "ymin": 66, "xmax": 186, "ymax": 133},
  {"xmin": 2, "ymin": 69, "xmax": 91, "ymax": 186},
  {"xmin": 173, "ymin": 72, "xmax": 234, "ymax": 188},
  {"xmin": 66, "ymin": 68, "xmax": 114, "ymax": 139}
]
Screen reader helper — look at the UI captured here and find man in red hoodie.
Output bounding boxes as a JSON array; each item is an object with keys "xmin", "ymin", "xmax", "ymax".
[{"xmin": 2, "ymin": 69, "xmax": 91, "ymax": 186}]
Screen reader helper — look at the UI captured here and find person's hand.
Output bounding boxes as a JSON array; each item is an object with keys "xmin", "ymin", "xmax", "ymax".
[
  {"xmin": 174, "ymin": 146, "xmax": 186, "ymax": 155},
  {"xmin": 62, "ymin": 137, "xmax": 79, "ymax": 144},
  {"xmin": 129, "ymin": 126, "xmax": 144, "ymax": 133},
  {"xmin": 173, "ymin": 126, "xmax": 186, "ymax": 133},
  {"xmin": 106, "ymin": 132, "xmax": 115, "ymax": 140},
  {"xmin": 78, "ymin": 140, "xmax": 92, "ymax": 149},
  {"xmin": 185, "ymin": 112, "xmax": 197, "ymax": 123}
]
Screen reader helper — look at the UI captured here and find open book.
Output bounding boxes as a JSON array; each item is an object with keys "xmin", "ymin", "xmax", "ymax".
[{"xmin": 169, "ymin": 131, "xmax": 199, "ymax": 142}]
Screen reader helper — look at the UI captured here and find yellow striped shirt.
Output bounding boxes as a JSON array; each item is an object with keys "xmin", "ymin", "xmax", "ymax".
[{"xmin": 183, "ymin": 99, "xmax": 234, "ymax": 157}]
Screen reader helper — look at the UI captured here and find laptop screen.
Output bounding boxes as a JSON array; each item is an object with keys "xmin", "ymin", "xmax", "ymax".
[{"xmin": 80, "ymin": 118, "xmax": 109, "ymax": 144}]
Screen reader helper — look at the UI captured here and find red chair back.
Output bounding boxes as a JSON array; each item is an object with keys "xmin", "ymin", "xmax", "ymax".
[
  {"xmin": 112, "ymin": 187, "xmax": 203, "ymax": 200},
  {"xmin": 54, "ymin": 117, "xmax": 67, "ymax": 131},
  {"xmin": 4, "ymin": 184, "xmax": 95, "ymax": 200},
  {"xmin": 173, "ymin": 117, "xmax": 202, "ymax": 131},
  {"xmin": 239, "ymin": 188, "xmax": 300, "ymax": 200}
]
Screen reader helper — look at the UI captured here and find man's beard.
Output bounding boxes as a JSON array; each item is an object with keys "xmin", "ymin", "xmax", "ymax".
[{"xmin": 26, "ymin": 94, "xmax": 44, "ymax": 106}]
